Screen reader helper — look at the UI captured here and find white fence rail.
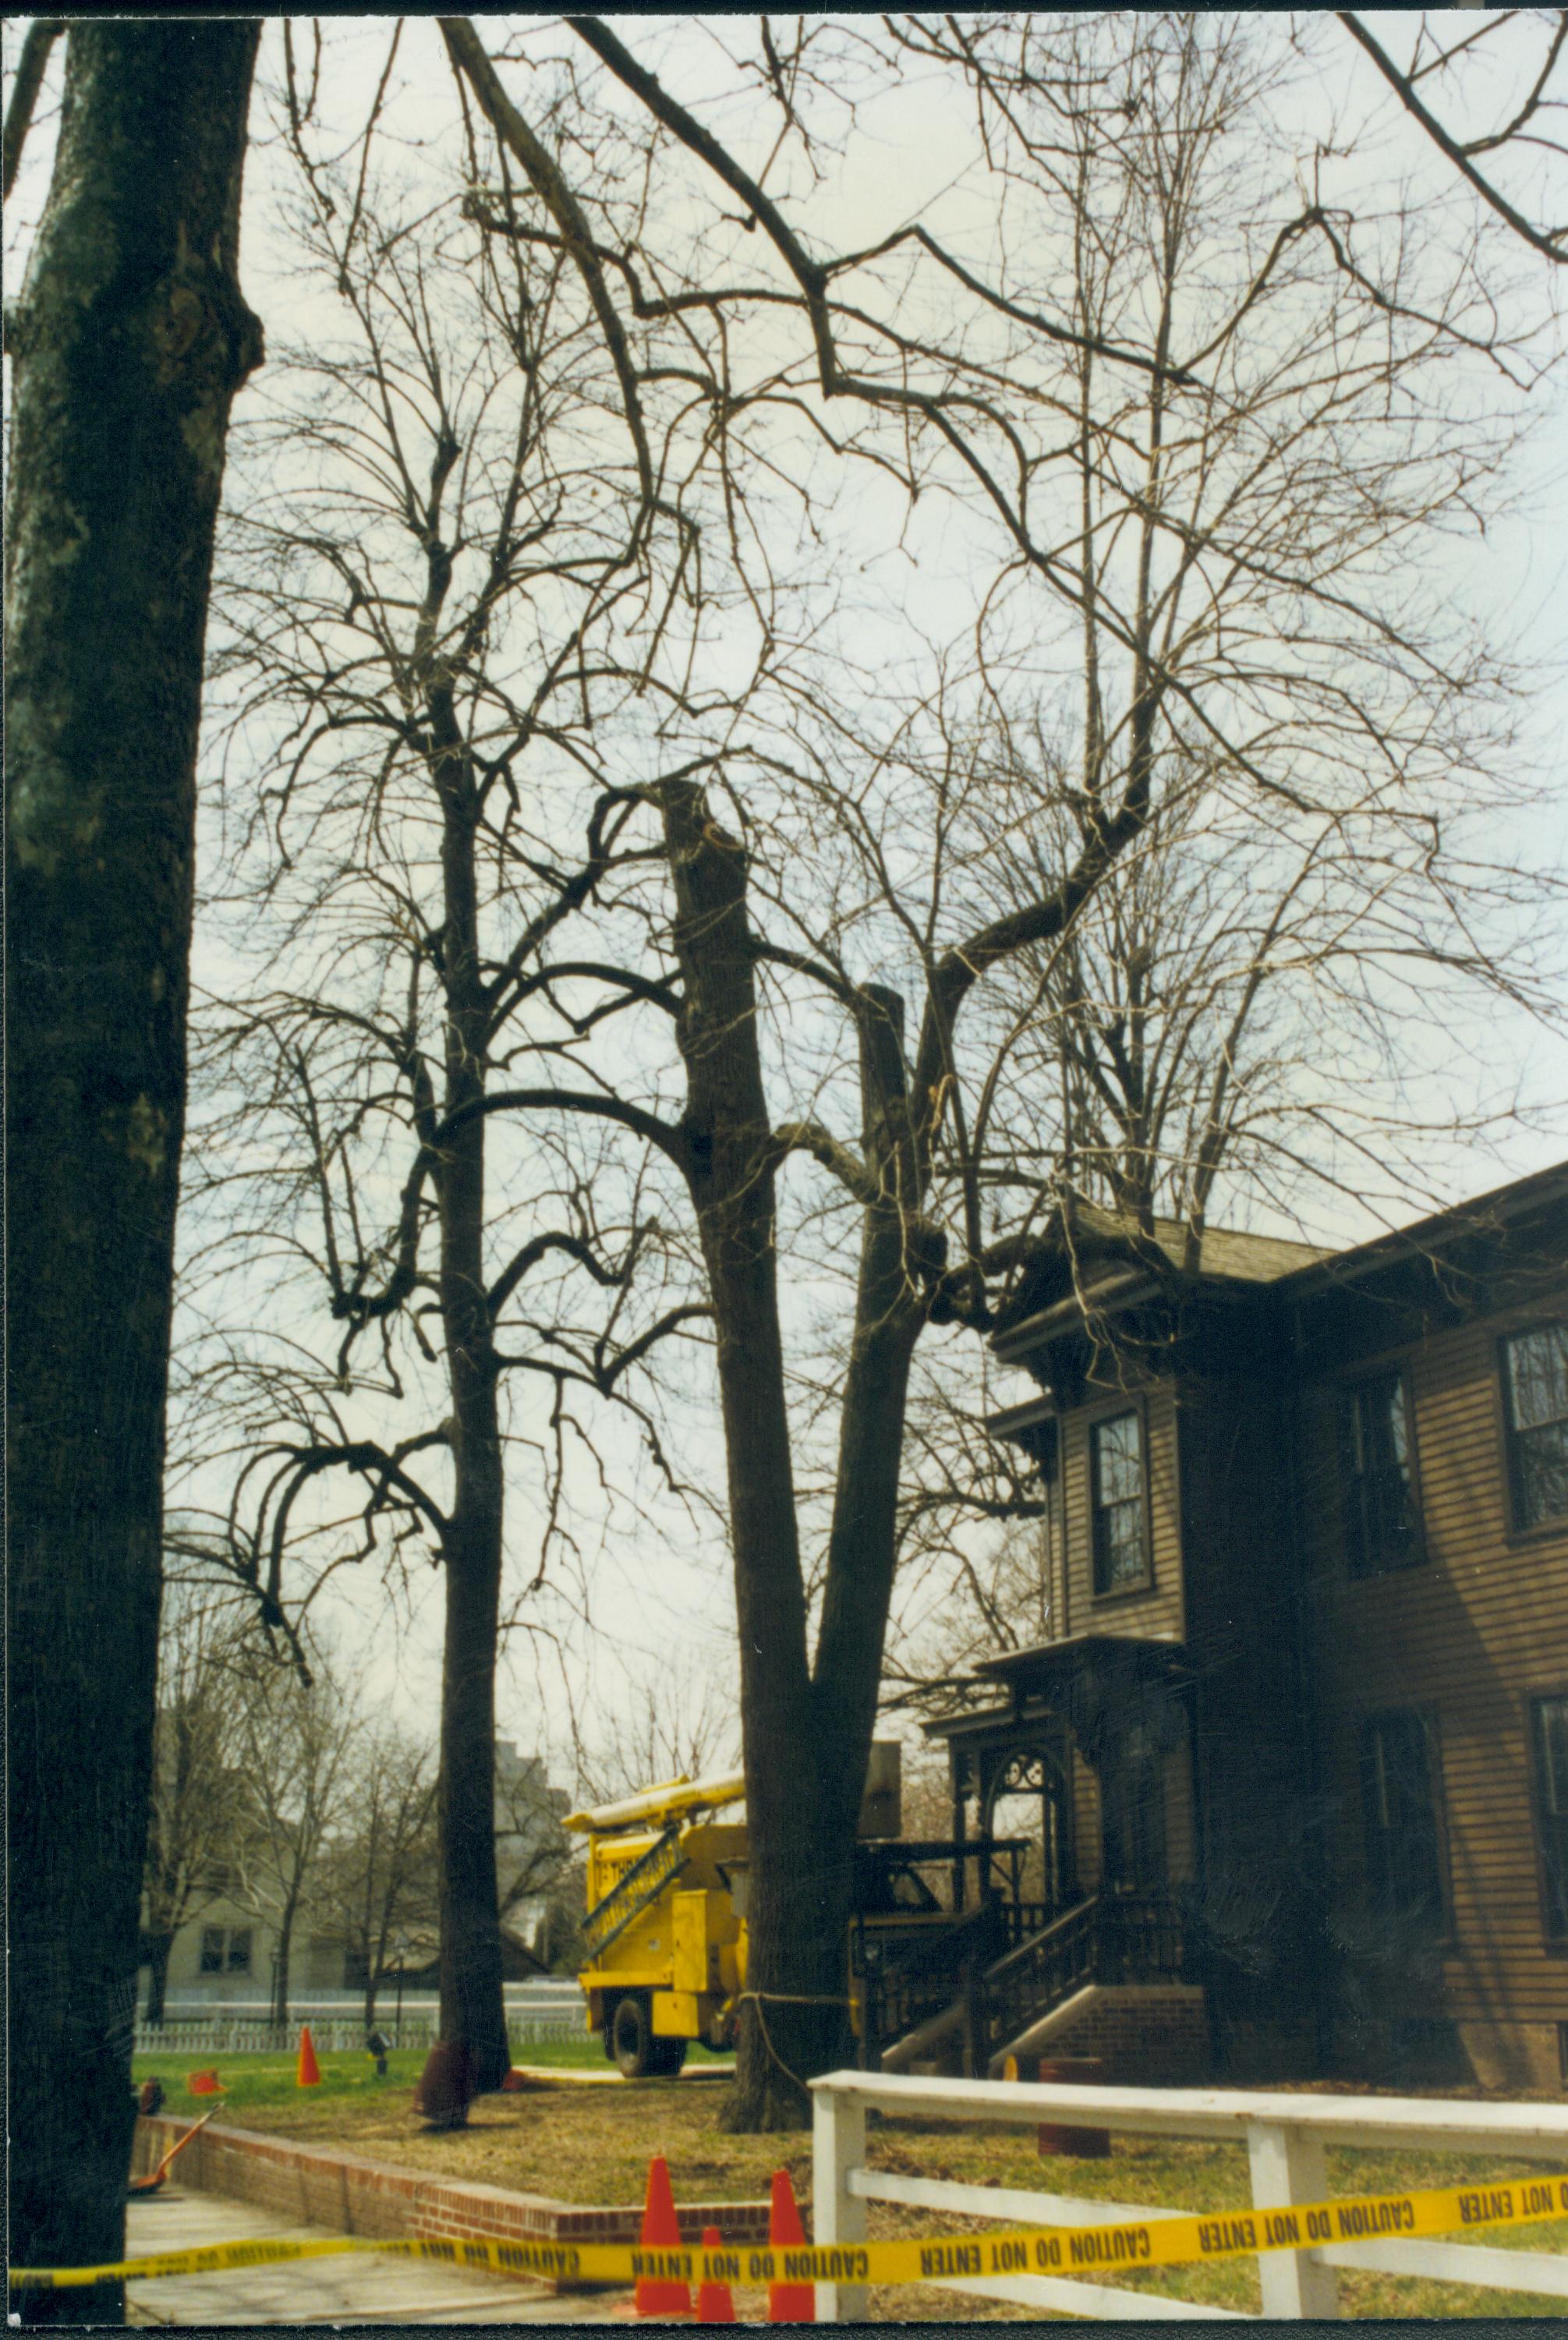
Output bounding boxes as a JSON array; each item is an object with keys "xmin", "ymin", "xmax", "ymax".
[
  {"xmin": 810, "ymin": 2069, "xmax": 1568, "ymax": 2321},
  {"xmin": 133, "ymin": 2008, "xmax": 584, "ymax": 2057}
]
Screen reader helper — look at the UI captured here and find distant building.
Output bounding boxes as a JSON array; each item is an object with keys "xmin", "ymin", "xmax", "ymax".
[
  {"xmin": 494, "ymin": 1738, "xmax": 573, "ymax": 1956},
  {"xmin": 918, "ymin": 1163, "xmax": 1566, "ymax": 2093},
  {"xmin": 139, "ymin": 1737, "xmax": 572, "ymax": 2013}
]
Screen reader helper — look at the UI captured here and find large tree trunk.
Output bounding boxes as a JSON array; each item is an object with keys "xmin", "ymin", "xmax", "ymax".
[
  {"xmin": 5, "ymin": 24, "xmax": 260, "ymax": 2319},
  {"xmin": 436, "ymin": 1464, "xmax": 510, "ymax": 2093},
  {"xmin": 812, "ymin": 988, "xmax": 925, "ymax": 1843},
  {"xmin": 660, "ymin": 783, "xmax": 842, "ymax": 2129},
  {"xmin": 433, "ymin": 770, "xmax": 511, "ymax": 2097}
]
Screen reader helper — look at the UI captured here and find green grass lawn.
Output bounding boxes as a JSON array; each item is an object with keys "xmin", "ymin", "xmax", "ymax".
[{"xmin": 131, "ymin": 2030, "xmax": 728, "ymax": 2115}]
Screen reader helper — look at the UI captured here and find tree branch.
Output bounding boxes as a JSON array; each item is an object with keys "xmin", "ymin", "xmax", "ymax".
[
  {"xmin": 1338, "ymin": 12, "xmax": 1568, "ymax": 262},
  {"xmin": 435, "ymin": 1083, "xmax": 689, "ymax": 1169},
  {"xmin": 438, "ymin": 18, "xmax": 659, "ymax": 514},
  {"xmin": 487, "ymin": 1227, "xmax": 627, "ymax": 1322},
  {"xmin": 2, "ymin": 18, "xmax": 62, "ymax": 200},
  {"xmin": 566, "ymin": 17, "xmax": 1198, "ymax": 386}
]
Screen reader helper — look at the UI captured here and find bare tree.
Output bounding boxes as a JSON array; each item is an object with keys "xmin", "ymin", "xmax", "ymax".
[
  {"xmin": 314, "ymin": 1725, "xmax": 440, "ymax": 2030},
  {"xmin": 574, "ymin": 1658, "xmax": 741, "ymax": 1808},
  {"xmin": 445, "ymin": 8, "xmax": 1560, "ymax": 2125},
  {"xmin": 140, "ymin": 1584, "xmax": 262, "ymax": 2027},
  {"xmin": 235, "ymin": 1658, "xmax": 357, "ymax": 2027},
  {"xmin": 494, "ymin": 1751, "xmax": 574, "ymax": 1946},
  {"xmin": 186, "ymin": 87, "xmax": 713, "ymax": 2089}
]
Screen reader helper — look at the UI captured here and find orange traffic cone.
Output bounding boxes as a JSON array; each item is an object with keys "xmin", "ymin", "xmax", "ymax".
[
  {"xmin": 695, "ymin": 2225, "xmax": 734, "ymax": 2324},
  {"xmin": 766, "ymin": 2168, "xmax": 814, "ymax": 2324},
  {"xmin": 187, "ymin": 2069, "xmax": 225, "ymax": 2096},
  {"xmin": 296, "ymin": 2025, "xmax": 322, "ymax": 2088},
  {"xmin": 634, "ymin": 2153, "xmax": 693, "ymax": 2320}
]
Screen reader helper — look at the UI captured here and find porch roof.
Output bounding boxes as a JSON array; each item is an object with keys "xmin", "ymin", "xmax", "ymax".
[
  {"xmin": 976, "ymin": 1632, "xmax": 1188, "ymax": 1692},
  {"xmin": 922, "ymin": 1633, "xmax": 1189, "ymax": 1746}
]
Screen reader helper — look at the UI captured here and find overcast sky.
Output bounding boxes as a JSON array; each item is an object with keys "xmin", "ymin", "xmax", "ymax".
[{"xmin": 6, "ymin": 12, "xmax": 1566, "ymax": 1784}]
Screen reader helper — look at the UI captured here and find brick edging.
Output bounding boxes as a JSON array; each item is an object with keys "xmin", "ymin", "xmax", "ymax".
[{"xmin": 133, "ymin": 2115, "xmax": 774, "ymax": 2271}]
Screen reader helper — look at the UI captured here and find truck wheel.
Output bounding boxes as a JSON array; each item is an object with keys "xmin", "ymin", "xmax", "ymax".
[
  {"xmin": 611, "ymin": 1991, "xmax": 656, "ymax": 2078},
  {"xmin": 648, "ymin": 2034, "xmax": 688, "ymax": 2078}
]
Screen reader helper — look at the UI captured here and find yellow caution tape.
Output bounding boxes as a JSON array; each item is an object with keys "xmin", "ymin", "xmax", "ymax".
[{"xmin": 9, "ymin": 2171, "xmax": 1567, "ymax": 2290}]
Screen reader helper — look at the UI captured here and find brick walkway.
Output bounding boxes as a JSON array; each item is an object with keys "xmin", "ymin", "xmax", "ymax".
[{"xmin": 124, "ymin": 2187, "xmax": 630, "ymax": 2324}]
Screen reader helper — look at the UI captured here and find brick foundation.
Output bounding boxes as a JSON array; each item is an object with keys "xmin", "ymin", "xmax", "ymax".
[
  {"xmin": 1037, "ymin": 1985, "xmax": 1209, "ymax": 2085},
  {"xmin": 133, "ymin": 2115, "xmax": 773, "ymax": 2282},
  {"xmin": 1457, "ymin": 2020, "xmax": 1566, "ymax": 2096}
]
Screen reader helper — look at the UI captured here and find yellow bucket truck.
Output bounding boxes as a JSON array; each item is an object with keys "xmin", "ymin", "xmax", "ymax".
[
  {"xmin": 565, "ymin": 1768, "xmax": 749, "ymax": 2077},
  {"xmin": 565, "ymin": 1747, "xmax": 1024, "ymax": 2076}
]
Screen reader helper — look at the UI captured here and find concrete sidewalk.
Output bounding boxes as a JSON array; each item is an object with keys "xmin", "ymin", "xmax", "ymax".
[{"xmin": 124, "ymin": 2186, "xmax": 629, "ymax": 2324}]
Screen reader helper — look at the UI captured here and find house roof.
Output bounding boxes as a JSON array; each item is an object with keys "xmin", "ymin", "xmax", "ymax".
[
  {"xmin": 992, "ymin": 1213, "xmax": 1326, "ymax": 1363},
  {"xmin": 1272, "ymin": 1155, "xmax": 1568, "ymax": 1297},
  {"xmin": 990, "ymin": 1162, "xmax": 1568, "ymax": 1367}
]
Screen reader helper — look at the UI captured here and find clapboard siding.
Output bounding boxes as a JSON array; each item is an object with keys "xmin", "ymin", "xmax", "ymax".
[
  {"xmin": 1301, "ymin": 1302, "xmax": 1568, "ymax": 2033},
  {"xmin": 987, "ymin": 1171, "xmax": 1566, "ymax": 2079}
]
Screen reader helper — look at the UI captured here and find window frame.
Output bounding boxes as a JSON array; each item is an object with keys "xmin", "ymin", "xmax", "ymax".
[
  {"xmin": 1359, "ymin": 1706, "xmax": 1453, "ymax": 1945},
  {"xmin": 1339, "ymin": 1364, "xmax": 1425, "ymax": 1581},
  {"xmin": 1498, "ymin": 1319, "xmax": 1568, "ymax": 1542},
  {"xmin": 1086, "ymin": 1397, "xmax": 1155, "ymax": 1601},
  {"xmin": 198, "ymin": 1923, "xmax": 253, "ymax": 1977},
  {"xmin": 1526, "ymin": 1685, "xmax": 1568, "ymax": 1951}
]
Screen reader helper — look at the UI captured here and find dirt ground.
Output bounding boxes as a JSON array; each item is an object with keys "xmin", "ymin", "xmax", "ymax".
[{"xmin": 200, "ymin": 2070, "xmax": 1566, "ymax": 2322}]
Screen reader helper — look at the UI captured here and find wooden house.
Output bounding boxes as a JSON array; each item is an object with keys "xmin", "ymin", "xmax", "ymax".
[{"xmin": 920, "ymin": 1163, "xmax": 1566, "ymax": 2094}]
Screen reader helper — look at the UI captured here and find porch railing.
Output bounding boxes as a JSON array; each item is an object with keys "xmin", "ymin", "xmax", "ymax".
[
  {"xmin": 1099, "ymin": 1889, "xmax": 1191, "ymax": 1985},
  {"xmin": 853, "ymin": 1902, "xmax": 1007, "ymax": 2068},
  {"xmin": 971, "ymin": 1888, "xmax": 1191, "ymax": 2069},
  {"xmin": 970, "ymin": 1896, "xmax": 1100, "ymax": 2068}
]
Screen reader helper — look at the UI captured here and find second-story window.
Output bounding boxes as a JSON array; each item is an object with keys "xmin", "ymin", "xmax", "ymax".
[
  {"xmin": 1341, "ymin": 1372, "xmax": 1420, "ymax": 1577},
  {"xmin": 1092, "ymin": 1408, "xmax": 1149, "ymax": 1595},
  {"xmin": 1503, "ymin": 1323, "xmax": 1568, "ymax": 1533}
]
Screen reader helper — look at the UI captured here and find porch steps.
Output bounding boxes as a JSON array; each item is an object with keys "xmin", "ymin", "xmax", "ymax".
[
  {"xmin": 880, "ymin": 1996, "xmax": 965, "ymax": 2073},
  {"xmin": 986, "ymin": 1983, "xmax": 1102, "ymax": 2077}
]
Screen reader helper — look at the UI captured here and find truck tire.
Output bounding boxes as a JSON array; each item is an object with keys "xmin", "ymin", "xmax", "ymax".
[
  {"xmin": 649, "ymin": 2033, "xmax": 688, "ymax": 2078},
  {"xmin": 609, "ymin": 1994, "xmax": 689, "ymax": 2079},
  {"xmin": 611, "ymin": 1991, "xmax": 656, "ymax": 2078}
]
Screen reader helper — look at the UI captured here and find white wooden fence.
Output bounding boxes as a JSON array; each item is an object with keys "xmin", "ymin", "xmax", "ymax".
[
  {"xmin": 810, "ymin": 2069, "xmax": 1568, "ymax": 2321},
  {"xmin": 133, "ymin": 2007, "xmax": 583, "ymax": 2056}
]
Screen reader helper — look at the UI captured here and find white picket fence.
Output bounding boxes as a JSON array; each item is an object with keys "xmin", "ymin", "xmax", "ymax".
[
  {"xmin": 810, "ymin": 2069, "xmax": 1568, "ymax": 2321},
  {"xmin": 133, "ymin": 2007, "xmax": 585, "ymax": 2056}
]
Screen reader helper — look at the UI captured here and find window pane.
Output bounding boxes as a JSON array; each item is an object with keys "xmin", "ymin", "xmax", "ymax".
[
  {"xmin": 226, "ymin": 1929, "xmax": 252, "ymax": 1974},
  {"xmin": 1095, "ymin": 1412, "xmax": 1142, "ymax": 1505},
  {"xmin": 1092, "ymin": 1412, "xmax": 1147, "ymax": 1593},
  {"xmin": 1363, "ymin": 1714, "xmax": 1445, "ymax": 1934},
  {"xmin": 1508, "ymin": 1326, "xmax": 1568, "ymax": 1432},
  {"xmin": 1517, "ymin": 1419, "xmax": 1568, "ymax": 1532},
  {"xmin": 1533, "ymin": 1696, "xmax": 1568, "ymax": 1939},
  {"xmin": 1101, "ymin": 1499, "xmax": 1145, "ymax": 1591},
  {"xmin": 1103, "ymin": 1756, "xmax": 1167, "ymax": 1892},
  {"xmin": 1343, "ymin": 1375, "xmax": 1418, "ymax": 1576},
  {"xmin": 199, "ymin": 1928, "xmax": 224, "ymax": 1974}
]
